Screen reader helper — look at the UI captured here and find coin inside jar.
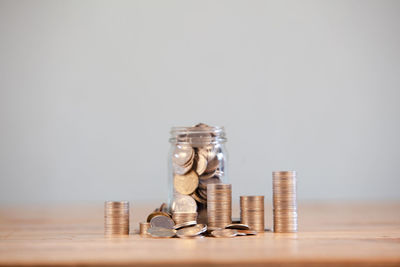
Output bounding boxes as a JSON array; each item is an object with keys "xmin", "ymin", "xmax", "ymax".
[
  {"xmin": 174, "ymin": 170, "xmax": 199, "ymax": 195},
  {"xmin": 172, "ymin": 145, "xmax": 194, "ymax": 166},
  {"xmin": 150, "ymin": 215, "xmax": 175, "ymax": 229}
]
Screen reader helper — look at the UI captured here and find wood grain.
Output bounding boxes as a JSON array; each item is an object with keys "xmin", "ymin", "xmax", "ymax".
[{"xmin": 0, "ymin": 202, "xmax": 399, "ymax": 266}]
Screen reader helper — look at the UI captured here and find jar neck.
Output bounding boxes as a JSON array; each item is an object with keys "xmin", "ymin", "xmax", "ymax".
[{"xmin": 169, "ymin": 125, "xmax": 226, "ymax": 146}]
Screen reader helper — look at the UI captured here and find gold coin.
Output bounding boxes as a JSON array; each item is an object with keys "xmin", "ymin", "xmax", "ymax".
[{"xmin": 174, "ymin": 170, "xmax": 199, "ymax": 195}]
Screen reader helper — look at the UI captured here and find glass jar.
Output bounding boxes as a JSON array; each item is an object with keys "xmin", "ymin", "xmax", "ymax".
[{"xmin": 168, "ymin": 123, "xmax": 228, "ymax": 224}]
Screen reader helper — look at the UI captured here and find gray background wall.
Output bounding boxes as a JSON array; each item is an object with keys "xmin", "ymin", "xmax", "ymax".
[{"xmin": 1, "ymin": 0, "xmax": 399, "ymax": 204}]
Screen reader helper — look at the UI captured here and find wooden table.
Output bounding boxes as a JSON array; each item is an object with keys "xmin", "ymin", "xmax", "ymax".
[{"xmin": 0, "ymin": 202, "xmax": 399, "ymax": 266}]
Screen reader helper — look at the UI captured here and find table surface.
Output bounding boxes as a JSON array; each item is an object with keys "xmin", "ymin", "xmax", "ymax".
[{"xmin": 0, "ymin": 202, "xmax": 399, "ymax": 267}]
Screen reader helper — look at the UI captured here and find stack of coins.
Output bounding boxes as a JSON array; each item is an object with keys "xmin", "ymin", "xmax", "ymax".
[
  {"xmin": 172, "ymin": 212, "xmax": 197, "ymax": 224},
  {"xmin": 139, "ymin": 222, "xmax": 150, "ymax": 236},
  {"xmin": 240, "ymin": 196, "xmax": 265, "ymax": 232},
  {"xmin": 273, "ymin": 171, "xmax": 298, "ymax": 233},
  {"xmin": 207, "ymin": 184, "xmax": 232, "ymax": 228},
  {"xmin": 104, "ymin": 201, "xmax": 129, "ymax": 236}
]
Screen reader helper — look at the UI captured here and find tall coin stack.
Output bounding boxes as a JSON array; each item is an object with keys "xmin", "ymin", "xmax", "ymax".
[
  {"xmin": 240, "ymin": 196, "xmax": 265, "ymax": 232},
  {"xmin": 207, "ymin": 184, "xmax": 232, "ymax": 228},
  {"xmin": 273, "ymin": 171, "xmax": 298, "ymax": 233},
  {"xmin": 104, "ymin": 201, "xmax": 130, "ymax": 236}
]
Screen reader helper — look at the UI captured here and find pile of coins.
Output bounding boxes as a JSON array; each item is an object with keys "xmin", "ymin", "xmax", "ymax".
[
  {"xmin": 273, "ymin": 171, "xmax": 298, "ymax": 233},
  {"xmin": 104, "ymin": 201, "xmax": 129, "ymax": 236},
  {"xmin": 240, "ymin": 196, "xmax": 265, "ymax": 232},
  {"xmin": 171, "ymin": 123, "xmax": 226, "ymax": 222},
  {"xmin": 207, "ymin": 184, "xmax": 232, "ymax": 229}
]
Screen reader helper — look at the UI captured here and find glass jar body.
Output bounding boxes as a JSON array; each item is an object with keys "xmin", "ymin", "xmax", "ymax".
[{"xmin": 168, "ymin": 125, "xmax": 228, "ymax": 224}]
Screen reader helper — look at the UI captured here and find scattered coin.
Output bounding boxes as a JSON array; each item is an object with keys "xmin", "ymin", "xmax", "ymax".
[
  {"xmin": 150, "ymin": 215, "xmax": 175, "ymax": 229},
  {"xmin": 236, "ymin": 229, "xmax": 257, "ymax": 235},
  {"xmin": 225, "ymin": 223, "xmax": 250, "ymax": 230},
  {"xmin": 173, "ymin": 220, "xmax": 197, "ymax": 230},
  {"xmin": 147, "ymin": 211, "xmax": 172, "ymax": 223},
  {"xmin": 147, "ymin": 227, "xmax": 176, "ymax": 238},
  {"xmin": 176, "ymin": 224, "xmax": 207, "ymax": 238},
  {"xmin": 211, "ymin": 229, "xmax": 238, "ymax": 238}
]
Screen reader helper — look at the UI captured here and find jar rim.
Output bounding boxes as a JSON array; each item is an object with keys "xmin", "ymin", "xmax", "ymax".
[{"xmin": 169, "ymin": 125, "xmax": 227, "ymax": 144}]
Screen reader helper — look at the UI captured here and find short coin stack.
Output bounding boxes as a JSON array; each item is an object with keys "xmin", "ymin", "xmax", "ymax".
[
  {"xmin": 240, "ymin": 196, "xmax": 265, "ymax": 232},
  {"xmin": 207, "ymin": 184, "xmax": 232, "ymax": 228},
  {"xmin": 273, "ymin": 171, "xmax": 298, "ymax": 233},
  {"xmin": 104, "ymin": 201, "xmax": 129, "ymax": 236},
  {"xmin": 172, "ymin": 212, "xmax": 197, "ymax": 224}
]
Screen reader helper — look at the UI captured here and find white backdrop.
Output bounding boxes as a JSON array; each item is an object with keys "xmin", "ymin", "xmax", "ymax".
[{"xmin": 1, "ymin": 0, "xmax": 399, "ymax": 204}]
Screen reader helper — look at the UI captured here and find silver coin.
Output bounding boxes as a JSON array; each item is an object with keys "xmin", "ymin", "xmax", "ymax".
[
  {"xmin": 147, "ymin": 227, "xmax": 176, "ymax": 238},
  {"xmin": 176, "ymin": 224, "xmax": 207, "ymax": 238},
  {"xmin": 236, "ymin": 229, "xmax": 257, "ymax": 235},
  {"xmin": 173, "ymin": 220, "xmax": 197, "ymax": 230},
  {"xmin": 171, "ymin": 194, "xmax": 197, "ymax": 213},
  {"xmin": 150, "ymin": 215, "xmax": 175, "ymax": 229},
  {"xmin": 225, "ymin": 223, "xmax": 250, "ymax": 230},
  {"xmin": 211, "ymin": 229, "xmax": 238, "ymax": 238},
  {"xmin": 172, "ymin": 145, "xmax": 194, "ymax": 166}
]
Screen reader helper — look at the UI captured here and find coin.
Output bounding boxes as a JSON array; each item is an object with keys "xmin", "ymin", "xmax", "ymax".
[
  {"xmin": 173, "ymin": 220, "xmax": 197, "ymax": 230},
  {"xmin": 174, "ymin": 170, "xmax": 199, "ymax": 195},
  {"xmin": 176, "ymin": 224, "xmax": 207, "ymax": 238},
  {"xmin": 236, "ymin": 229, "xmax": 257, "ymax": 235},
  {"xmin": 211, "ymin": 229, "xmax": 238, "ymax": 238},
  {"xmin": 171, "ymin": 194, "xmax": 197, "ymax": 213},
  {"xmin": 195, "ymin": 153, "xmax": 207, "ymax": 175},
  {"xmin": 147, "ymin": 227, "xmax": 176, "ymax": 238},
  {"xmin": 147, "ymin": 211, "xmax": 172, "ymax": 223},
  {"xmin": 150, "ymin": 215, "xmax": 175, "ymax": 229},
  {"xmin": 172, "ymin": 145, "xmax": 194, "ymax": 166},
  {"xmin": 225, "ymin": 223, "xmax": 250, "ymax": 230}
]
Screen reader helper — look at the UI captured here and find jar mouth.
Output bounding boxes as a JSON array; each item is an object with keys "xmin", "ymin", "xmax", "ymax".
[{"xmin": 169, "ymin": 125, "xmax": 227, "ymax": 144}]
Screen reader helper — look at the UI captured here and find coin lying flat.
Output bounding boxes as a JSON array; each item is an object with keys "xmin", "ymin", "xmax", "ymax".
[
  {"xmin": 173, "ymin": 220, "xmax": 197, "ymax": 230},
  {"xmin": 176, "ymin": 224, "xmax": 207, "ymax": 238},
  {"xmin": 174, "ymin": 170, "xmax": 199, "ymax": 195},
  {"xmin": 225, "ymin": 223, "xmax": 250, "ymax": 230},
  {"xmin": 150, "ymin": 215, "xmax": 175, "ymax": 229},
  {"xmin": 147, "ymin": 227, "xmax": 176, "ymax": 238},
  {"xmin": 236, "ymin": 229, "xmax": 257, "ymax": 235},
  {"xmin": 211, "ymin": 229, "xmax": 238, "ymax": 238},
  {"xmin": 171, "ymin": 194, "xmax": 197, "ymax": 213}
]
